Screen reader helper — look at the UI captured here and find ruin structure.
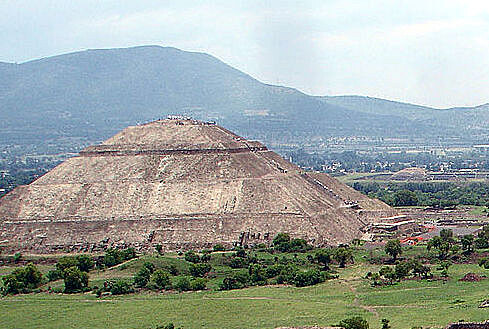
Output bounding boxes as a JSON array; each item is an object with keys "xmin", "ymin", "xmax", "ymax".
[{"xmin": 0, "ymin": 119, "xmax": 395, "ymax": 253}]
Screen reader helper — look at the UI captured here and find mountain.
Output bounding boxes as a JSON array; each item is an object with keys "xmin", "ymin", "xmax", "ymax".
[
  {"xmin": 0, "ymin": 46, "xmax": 487, "ymax": 155},
  {"xmin": 320, "ymin": 96, "xmax": 489, "ymax": 132}
]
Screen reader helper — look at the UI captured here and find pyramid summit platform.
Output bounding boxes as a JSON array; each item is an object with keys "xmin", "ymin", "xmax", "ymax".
[{"xmin": 0, "ymin": 119, "xmax": 395, "ymax": 253}]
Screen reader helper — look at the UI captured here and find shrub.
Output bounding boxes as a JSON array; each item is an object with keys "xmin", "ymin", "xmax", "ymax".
[
  {"xmin": 151, "ymin": 270, "xmax": 171, "ymax": 290},
  {"xmin": 229, "ymin": 256, "xmax": 249, "ymax": 269},
  {"xmin": 394, "ymin": 261, "xmax": 412, "ymax": 280},
  {"xmin": 273, "ymin": 233, "xmax": 291, "ymax": 252},
  {"xmin": 143, "ymin": 262, "xmax": 155, "ymax": 274},
  {"xmin": 190, "ymin": 278, "xmax": 207, "ymax": 291},
  {"xmin": 338, "ymin": 316, "xmax": 369, "ymax": 329},
  {"xmin": 75, "ymin": 255, "xmax": 94, "ymax": 272},
  {"xmin": 134, "ymin": 267, "xmax": 151, "ymax": 288},
  {"xmin": 13, "ymin": 252, "xmax": 22, "ymax": 262},
  {"xmin": 219, "ymin": 277, "xmax": 242, "ymax": 290},
  {"xmin": 184, "ymin": 250, "xmax": 200, "ymax": 264},
  {"xmin": 189, "ymin": 263, "xmax": 211, "ymax": 277},
  {"xmin": 213, "ymin": 244, "xmax": 226, "ymax": 252},
  {"xmin": 63, "ymin": 266, "xmax": 89, "ymax": 293},
  {"xmin": 315, "ymin": 248, "xmax": 332, "ymax": 269},
  {"xmin": 174, "ymin": 276, "xmax": 191, "ymax": 292},
  {"xmin": 385, "ymin": 239, "xmax": 402, "ymax": 261},
  {"xmin": 46, "ymin": 269, "xmax": 63, "ymax": 282},
  {"xmin": 155, "ymin": 244, "xmax": 163, "ymax": 255},
  {"xmin": 102, "ymin": 248, "xmax": 137, "ymax": 268},
  {"xmin": 293, "ymin": 269, "xmax": 323, "ymax": 287},
  {"xmin": 56, "ymin": 256, "xmax": 79, "ymax": 273},
  {"xmin": 288, "ymin": 238, "xmax": 309, "ymax": 252},
  {"xmin": 110, "ymin": 280, "xmax": 134, "ymax": 295},
  {"xmin": 1, "ymin": 263, "xmax": 44, "ymax": 295},
  {"xmin": 249, "ymin": 264, "xmax": 267, "ymax": 285},
  {"xmin": 333, "ymin": 247, "xmax": 354, "ymax": 268}
]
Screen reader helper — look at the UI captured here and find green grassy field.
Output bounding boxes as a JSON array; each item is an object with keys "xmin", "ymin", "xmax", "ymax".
[{"xmin": 2, "ymin": 252, "xmax": 489, "ymax": 329}]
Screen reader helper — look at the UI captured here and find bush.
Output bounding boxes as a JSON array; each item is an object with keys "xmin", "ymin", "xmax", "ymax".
[
  {"xmin": 184, "ymin": 250, "xmax": 200, "ymax": 264},
  {"xmin": 143, "ymin": 262, "xmax": 155, "ymax": 274},
  {"xmin": 249, "ymin": 264, "xmax": 267, "ymax": 285},
  {"xmin": 273, "ymin": 233, "xmax": 291, "ymax": 252},
  {"xmin": 56, "ymin": 256, "xmax": 79, "ymax": 273},
  {"xmin": 155, "ymin": 244, "xmax": 163, "ymax": 255},
  {"xmin": 213, "ymin": 244, "xmax": 226, "ymax": 252},
  {"xmin": 75, "ymin": 255, "xmax": 94, "ymax": 272},
  {"xmin": 13, "ymin": 252, "xmax": 22, "ymax": 262},
  {"xmin": 63, "ymin": 266, "xmax": 89, "ymax": 293},
  {"xmin": 229, "ymin": 256, "xmax": 249, "ymax": 269},
  {"xmin": 190, "ymin": 278, "xmax": 207, "ymax": 291},
  {"xmin": 102, "ymin": 248, "xmax": 137, "ymax": 268},
  {"xmin": 151, "ymin": 270, "xmax": 171, "ymax": 290},
  {"xmin": 338, "ymin": 316, "xmax": 369, "ymax": 329},
  {"xmin": 134, "ymin": 267, "xmax": 152, "ymax": 288},
  {"xmin": 110, "ymin": 280, "xmax": 134, "ymax": 295},
  {"xmin": 293, "ymin": 269, "xmax": 324, "ymax": 287},
  {"xmin": 174, "ymin": 276, "xmax": 191, "ymax": 292},
  {"xmin": 1, "ymin": 263, "xmax": 43, "ymax": 295},
  {"xmin": 46, "ymin": 269, "xmax": 63, "ymax": 282},
  {"xmin": 315, "ymin": 248, "xmax": 332, "ymax": 269},
  {"xmin": 189, "ymin": 263, "xmax": 211, "ymax": 277}
]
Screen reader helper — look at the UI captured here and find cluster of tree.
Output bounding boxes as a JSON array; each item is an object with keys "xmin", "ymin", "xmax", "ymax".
[
  {"xmin": 352, "ymin": 181, "xmax": 489, "ymax": 207},
  {"xmin": 131, "ymin": 261, "xmax": 207, "ymax": 293},
  {"xmin": 367, "ymin": 258, "xmax": 432, "ymax": 286},
  {"xmin": 218, "ymin": 240, "xmax": 353, "ymax": 290},
  {"xmin": 272, "ymin": 233, "xmax": 312, "ymax": 253},
  {"xmin": 1, "ymin": 263, "xmax": 43, "ymax": 295},
  {"xmin": 97, "ymin": 247, "xmax": 137, "ymax": 268},
  {"xmin": 46, "ymin": 255, "xmax": 93, "ymax": 293},
  {"xmin": 426, "ymin": 228, "xmax": 480, "ymax": 260}
]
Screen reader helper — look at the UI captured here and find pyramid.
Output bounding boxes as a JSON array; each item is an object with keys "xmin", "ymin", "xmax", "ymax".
[{"xmin": 0, "ymin": 119, "xmax": 395, "ymax": 253}]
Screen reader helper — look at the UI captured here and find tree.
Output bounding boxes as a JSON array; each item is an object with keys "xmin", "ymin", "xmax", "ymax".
[
  {"xmin": 190, "ymin": 278, "xmax": 207, "ymax": 291},
  {"xmin": 339, "ymin": 316, "xmax": 369, "ymax": 329},
  {"xmin": 379, "ymin": 266, "xmax": 395, "ymax": 284},
  {"xmin": 392, "ymin": 190, "xmax": 418, "ymax": 207},
  {"xmin": 273, "ymin": 233, "xmax": 291, "ymax": 252},
  {"xmin": 151, "ymin": 270, "xmax": 171, "ymax": 290},
  {"xmin": 75, "ymin": 255, "xmax": 94, "ymax": 272},
  {"xmin": 184, "ymin": 250, "xmax": 200, "ymax": 263},
  {"xmin": 427, "ymin": 229, "xmax": 455, "ymax": 259},
  {"xmin": 155, "ymin": 244, "xmax": 163, "ymax": 255},
  {"xmin": 110, "ymin": 280, "xmax": 134, "ymax": 295},
  {"xmin": 134, "ymin": 267, "xmax": 151, "ymax": 288},
  {"xmin": 385, "ymin": 239, "xmax": 402, "ymax": 261},
  {"xmin": 314, "ymin": 248, "xmax": 332, "ymax": 270},
  {"xmin": 381, "ymin": 319, "xmax": 391, "ymax": 329},
  {"xmin": 460, "ymin": 234, "xmax": 474, "ymax": 253},
  {"xmin": 174, "ymin": 276, "xmax": 191, "ymax": 292},
  {"xmin": 333, "ymin": 247, "xmax": 354, "ymax": 268},
  {"xmin": 189, "ymin": 263, "xmax": 211, "ymax": 278},
  {"xmin": 1, "ymin": 263, "xmax": 44, "ymax": 295},
  {"xmin": 63, "ymin": 266, "xmax": 89, "ymax": 293},
  {"xmin": 293, "ymin": 269, "xmax": 323, "ymax": 287}
]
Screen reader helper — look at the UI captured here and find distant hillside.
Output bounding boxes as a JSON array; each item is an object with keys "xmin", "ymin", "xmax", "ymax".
[
  {"xmin": 320, "ymin": 95, "xmax": 489, "ymax": 132},
  {"xmin": 0, "ymin": 46, "xmax": 487, "ymax": 154}
]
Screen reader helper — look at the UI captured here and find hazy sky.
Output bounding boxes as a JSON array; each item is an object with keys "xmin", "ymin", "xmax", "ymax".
[{"xmin": 1, "ymin": 0, "xmax": 488, "ymax": 108}]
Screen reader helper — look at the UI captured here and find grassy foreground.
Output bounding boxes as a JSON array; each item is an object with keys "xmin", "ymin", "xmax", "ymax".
[{"xmin": 1, "ymin": 261, "xmax": 489, "ymax": 329}]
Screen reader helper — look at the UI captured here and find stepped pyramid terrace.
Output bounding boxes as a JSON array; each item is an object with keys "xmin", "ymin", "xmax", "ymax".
[{"xmin": 0, "ymin": 119, "xmax": 396, "ymax": 253}]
